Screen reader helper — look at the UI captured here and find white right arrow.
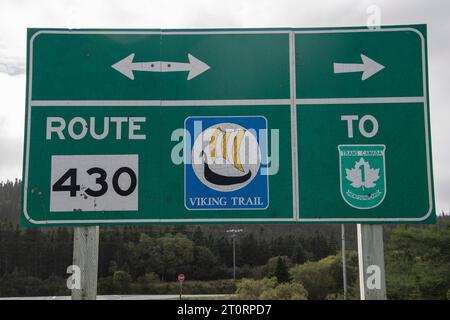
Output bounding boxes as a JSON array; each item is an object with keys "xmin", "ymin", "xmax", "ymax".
[
  {"xmin": 333, "ymin": 54, "xmax": 385, "ymax": 81},
  {"xmin": 112, "ymin": 53, "xmax": 210, "ymax": 80}
]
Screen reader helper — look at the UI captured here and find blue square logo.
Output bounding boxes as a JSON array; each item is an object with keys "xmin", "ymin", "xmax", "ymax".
[{"xmin": 184, "ymin": 116, "xmax": 269, "ymax": 210}]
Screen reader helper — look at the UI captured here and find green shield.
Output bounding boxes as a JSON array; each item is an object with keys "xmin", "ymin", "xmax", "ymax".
[{"xmin": 338, "ymin": 145, "xmax": 386, "ymax": 209}]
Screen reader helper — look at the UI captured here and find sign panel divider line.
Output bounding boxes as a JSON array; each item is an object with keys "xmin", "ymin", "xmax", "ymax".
[
  {"xmin": 296, "ymin": 97, "xmax": 425, "ymax": 105},
  {"xmin": 30, "ymin": 99, "xmax": 292, "ymax": 107},
  {"xmin": 30, "ymin": 97, "xmax": 425, "ymax": 107},
  {"xmin": 289, "ymin": 31, "xmax": 299, "ymax": 221}
]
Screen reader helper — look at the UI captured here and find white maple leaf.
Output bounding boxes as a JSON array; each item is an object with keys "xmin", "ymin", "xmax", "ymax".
[{"xmin": 345, "ymin": 158, "xmax": 380, "ymax": 190}]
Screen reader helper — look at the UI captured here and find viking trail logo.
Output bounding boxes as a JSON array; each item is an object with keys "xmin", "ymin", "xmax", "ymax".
[
  {"xmin": 185, "ymin": 116, "xmax": 269, "ymax": 210},
  {"xmin": 338, "ymin": 145, "xmax": 386, "ymax": 209}
]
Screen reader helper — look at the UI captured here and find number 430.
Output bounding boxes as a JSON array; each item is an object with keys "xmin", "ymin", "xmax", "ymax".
[{"xmin": 52, "ymin": 167, "xmax": 137, "ymax": 197}]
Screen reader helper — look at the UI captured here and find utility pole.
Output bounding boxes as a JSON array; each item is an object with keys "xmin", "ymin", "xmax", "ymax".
[
  {"xmin": 341, "ymin": 224, "xmax": 347, "ymax": 299},
  {"xmin": 226, "ymin": 228, "xmax": 243, "ymax": 280}
]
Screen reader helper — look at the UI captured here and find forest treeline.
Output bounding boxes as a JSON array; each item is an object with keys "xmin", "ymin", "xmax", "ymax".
[{"xmin": 0, "ymin": 180, "xmax": 449, "ymax": 299}]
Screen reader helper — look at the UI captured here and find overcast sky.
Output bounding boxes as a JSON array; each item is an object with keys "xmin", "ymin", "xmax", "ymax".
[{"xmin": 0, "ymin": 0, "xmax": 449, "ymax": 213}]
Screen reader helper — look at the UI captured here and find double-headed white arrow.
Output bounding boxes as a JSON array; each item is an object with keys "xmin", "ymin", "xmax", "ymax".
[
  {"xmin": 333, "ymin": 54, "xmax": 385, "ymax": 81},
  {"xmin": 112, "ymin": 53, "xmax": 211, "ymax": 80}
]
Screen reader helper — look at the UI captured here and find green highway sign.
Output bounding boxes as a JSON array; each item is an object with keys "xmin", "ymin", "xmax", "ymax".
[{"xmin": 21, "ymin": 25, "xmax": 435, "ymax": 226}]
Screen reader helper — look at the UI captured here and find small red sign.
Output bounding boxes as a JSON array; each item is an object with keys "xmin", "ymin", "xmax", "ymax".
[{"xmin": 178, "ymin": 273, "xmax": 185, "ymax": 282}]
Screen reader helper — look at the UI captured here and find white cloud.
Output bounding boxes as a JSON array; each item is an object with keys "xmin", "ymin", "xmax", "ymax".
[{"xmin": 0, "ymin": 72, "xmax": 25, "ymax": 181}]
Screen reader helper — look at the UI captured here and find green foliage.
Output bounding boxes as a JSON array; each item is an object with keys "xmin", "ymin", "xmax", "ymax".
[
  {"xmin": 0, "ymin": 270, "xmax": 69, "ymax": 297},
  {"xmin": 98, "ymin": 276, "xmax": 115, "ymax": 294},
  {"xmin": 127, "ymin": 233, "xmax": 194, "ymax": 281},
  {"xmin": 273, "ymin": 256, "xmax": 291, "ymax": 283},
  {"xmin": 325, "ymin": 293, "xmax": 347, "ymax": 300},
  {"xmin": 260, "ymin": 282, "xmax": 308, "ymax": 300},
  {"xmin": 239, "ymin": 233, "xmax": 270, "ymax": 266},
  {"xmin": 235, "ymin": 264, "xmax": 266, "ymax": 280},
  {"xmin": 190, "ymin": 246, "xmax": 218, "ymax": 280},
  {"xmin": 290, "ymin": 255, "xmax": 339, "ymax": 300},
  {"xmin": 0, "ymin": 180, "xmax": 21, "ymax": 226},
  {"xmin": 385, "ymin": 225, "xmax": 450, "ymax": 300},
  {"xmin": 289, "ymin": 251, "xmax": 360, "ymax": 300},
  {"xmin": 174, "ymin": 279, "xmax": 236, "ymax": 295},
  {"xmin": 235, "ymin": 277, "xmax": 277, "ymax": 299},
  {"xmin": 158, "ymin": 233, "xmax": 194, "ymax": 279},
  {"xmin": 236, "ymin": 277, "xmax": 307, "ymax": 300},
  {"xmin": 113, "ymin": 270, "xmax": 132, "ymax": 293},
  {"xmin": 1, "ymin": 181, "xmax": 450, "ymax": 299},
  {"xmin": 305, "ymin": 232, "xmax": 338, "ymax": 261},
  {"xmin": 337, "ymin": 251, "xmax": 360, "ymax": 299},
  {"xmin": 291, "ymin": 241, "xmax": 311, "ymax": 264},
  {"xmin": 97, "ymin": 279, "xmax": 236, "ymax": 295},
  {"xmin": 266, "ymin": 256, "xmax": 292, "ymax": 274},
  {"xmin": 137, "ymin": 272, "xmax": 159, "ymax": 285}
]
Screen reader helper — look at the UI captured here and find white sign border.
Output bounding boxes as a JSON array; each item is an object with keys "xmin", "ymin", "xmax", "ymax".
[
  {"xmin": 23, "ymin": 27, "xmax": 433, "ymax": 224},
  {"xmin": 294, "ymin": 27, "xmax": 433, "ymax": 222},
  {"xmin": 23, "ymin": 29, "xmax": 296, "ymax": 225}
]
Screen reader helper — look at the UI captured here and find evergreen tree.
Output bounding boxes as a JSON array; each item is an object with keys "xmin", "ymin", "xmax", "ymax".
[
  {"xmin": 292, "ymin": 241, "xmax": 310, "ymax": 264},
  {"xmin": 192, "ymin": 226, "xmax": 205, "ymax": 246},
  {"xmin": 274, "ymin": 256, "xmax": 290, "ymax": 283},
  {"xmin": 239, "ymin": 233, "xmax": 259, "ymax": 266}
]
